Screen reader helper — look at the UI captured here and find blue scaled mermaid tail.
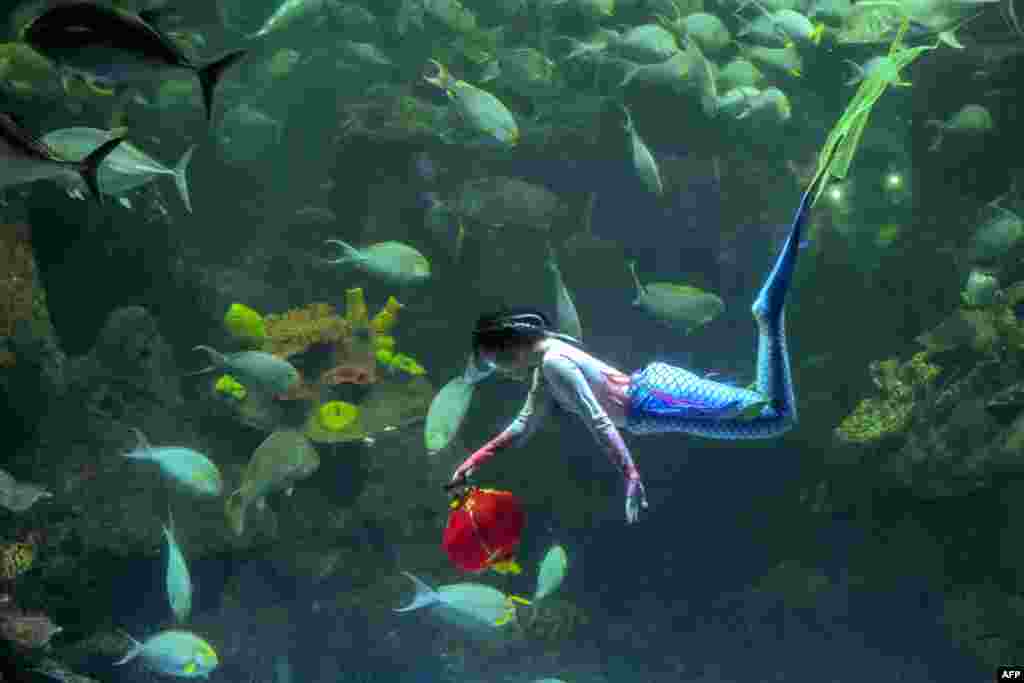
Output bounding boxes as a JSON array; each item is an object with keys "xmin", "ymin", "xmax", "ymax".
[{"xmin": 625, "ymin": 184, "xmax": 817, "ymax": 439}]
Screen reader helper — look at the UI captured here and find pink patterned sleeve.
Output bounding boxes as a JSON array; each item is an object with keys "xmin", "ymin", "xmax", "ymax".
[{"xmin": 452, "ymin": 367, "xmax": 550, "ymax": 481}]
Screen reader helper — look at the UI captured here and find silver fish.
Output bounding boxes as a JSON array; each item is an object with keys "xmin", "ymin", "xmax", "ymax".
[
  {"xmin": 622, "ymin": 105, "xmax": 662, "ymax": 196},
  {"xmin": 0, "ymin": 113, "xmax": 123, "ymax": 202},
  {"xmin": 248, "ymin": 0, "xmax": 327, "ymax": 39},
  {"xmin": 42, "ymin": 127, "xmax": 194, "ymax": 212}
]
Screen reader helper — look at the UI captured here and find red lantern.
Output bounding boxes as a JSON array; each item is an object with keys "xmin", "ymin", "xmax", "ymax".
[{"xmin": 442, "ymin": 487, "xmax": 524, "ymax": 574}]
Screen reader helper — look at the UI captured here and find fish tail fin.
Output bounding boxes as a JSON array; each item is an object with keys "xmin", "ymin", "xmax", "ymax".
[
  {"xmin": 122, "ymin": 427, "xmax": 152, "ymax": 459},
  {"xmin": 173, "ymin": 145, "xmax": 196, "ymax": 214},
  {"xmin": 618, "ymin": 62, "xmax": 641, "ymax": 89},
  {"xmin": 626, "ymin": 260, "xmax": 645, "ymax": 295},
  {"xmin": 197, "ymin": 50, "xmax": 248, "ymax": 123},
  {"xmin": 324, "ymin": 239, "xmax": 361, "ymax": 266},
  {"xmin": 394, "ymin": 571, "xmax": 440, "ymax": 612},
  {"xmin": 114, "ymin": 631, "xmax": 144, "ymax": 666},
  {"xmin": 77, "ymin": 138, "xmax": 124, "ymax": 204},
  {"xmin": 843, "ymin": 59, "xmax": 864, "ymax": 86},
  {"xmin": 189, "ymin": 346, "xmax": 227, "ymax": 375},
  {"xmin": 224, "ymin": 489, "xmax": 248, "ymax": 536}
]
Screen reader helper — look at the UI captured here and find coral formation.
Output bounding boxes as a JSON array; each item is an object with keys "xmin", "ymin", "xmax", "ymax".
[
  {"xmin": 263, "ymin": 302, "xmax": 351, "ymax": 359},
  {"xmin": 0, "ymin": 597, "xmax": 61, "ymax": 649},
  {"xmin": 834, "ymin": 352, "xmax": 940, "ymax": 445},
  {"xmin": 0, "ymin": 540, "xmax": 35, "ymax": 580},
  {"xmin": 0, "ymin": 222, "xmax": 46, "ymax": 366},
  {"xmin": 223, "ymin": 303, "xmax": 267, "ymax": 347},
  {"xmin": 305, "ymin": 400, "xmax": 367, "ymax": 444},
  {"xmin": 214, "ymin": 374, "xmax": 247, "ymax": 401}
]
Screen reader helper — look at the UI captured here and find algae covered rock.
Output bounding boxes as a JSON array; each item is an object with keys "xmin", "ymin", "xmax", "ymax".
[
  {"xmin": 834, "ymin": 351, "xmax": 940, "ymax": 448},
  {"xmin": 835, "ymin": 338, "xmax": 1024, "ymax": 496}
]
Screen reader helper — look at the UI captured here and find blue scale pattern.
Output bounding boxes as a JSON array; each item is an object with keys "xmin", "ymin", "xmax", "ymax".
[{"xmin": 624, "ymin": 184, "xmax": 813, "ymax": 440}]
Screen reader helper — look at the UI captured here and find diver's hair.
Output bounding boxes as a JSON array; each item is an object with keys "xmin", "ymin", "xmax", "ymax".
[{"xmin": 472, "ymin": 308, "xmax": 553, "ymax": 352}]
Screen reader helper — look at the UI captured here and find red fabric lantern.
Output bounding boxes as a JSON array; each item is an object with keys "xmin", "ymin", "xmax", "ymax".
[{"xmin": 443, "ymin": 487, "xmax": 524, "ymax": 573}]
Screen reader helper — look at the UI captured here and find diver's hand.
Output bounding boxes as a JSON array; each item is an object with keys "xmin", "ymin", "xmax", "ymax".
[
  {"xmin": 447, "ymin": 466, "xmax": 474, "ymax": 490},
  {"xmin": 625, "ymin": 477, "xmax": 648, "ymax": 524}
]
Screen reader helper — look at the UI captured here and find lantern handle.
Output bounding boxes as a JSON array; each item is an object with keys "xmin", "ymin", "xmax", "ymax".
[{"xmin": 443, "ymin": 472, "xmax": 472, "ymax": 492}]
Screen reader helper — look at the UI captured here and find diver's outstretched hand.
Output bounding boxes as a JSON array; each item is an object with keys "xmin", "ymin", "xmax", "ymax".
[{"xmin": 625, "ymin": 478, "xmax": 648, "ymax": 524}]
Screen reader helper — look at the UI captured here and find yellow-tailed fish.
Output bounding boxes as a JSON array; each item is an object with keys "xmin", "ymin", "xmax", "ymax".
[
  {"xmin": 423, "ymin": 60, "xmax": 519, "ymax": 149},
  {"xmin": 394, "ymin": 572, "xmax": 529, "ymax": 637},
  {"xmin": 123, "ymin": 429, "xmax": 224, "ymax": 497},
  {"xmin": 115, "ymin": 630, "xmax": 218, "ymax": 678},
  {"xmin": 324, "ymin": 240, "xmax": 431, "ymax": 287}
]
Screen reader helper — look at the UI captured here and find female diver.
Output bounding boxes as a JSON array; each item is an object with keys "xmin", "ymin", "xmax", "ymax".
[{"xmin": 449, "ymin": 182, "xmax": 818, "ymax": 523}]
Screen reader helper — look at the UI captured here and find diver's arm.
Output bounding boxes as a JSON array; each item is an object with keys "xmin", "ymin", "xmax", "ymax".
[
  {"xmin": 541, "ymin": 355, "xmax": 643, "ymax": 490},
  {"xmin": 451, "ymin": 368, "xmax": 550, "ymax": 482}
]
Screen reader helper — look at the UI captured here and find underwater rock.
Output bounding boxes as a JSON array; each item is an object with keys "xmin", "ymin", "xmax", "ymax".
[
  {"xmin": 986, "ymin": 382, "xmax": 1024, "ymax": 424},
  {"xmin": 914, "ymin": 308, "xmax": 999, "ymax": 356},
  {"xmin": 81, "ymin": 306, "xmax": 183, "ymax": 411},
  {"xmin": 939, "ymin": 582, "xmax": 1024, "ymax": 669},
  {"xmin": 834, "ymin": 352, "xmax": 940, "ymax": 449},
  {"xmin": 836, "ymin": 342, "xmax": 1024, "ymax": 498}
]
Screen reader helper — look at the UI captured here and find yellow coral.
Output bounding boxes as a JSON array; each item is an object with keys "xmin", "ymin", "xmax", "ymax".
[
  {"xmin": 345, "ymin": 288, "xmax": 368, "ymax": 327},
  {"xmin": 223, "ymin": 303, "xmax": 266, "ymax": 347},
  {"xmin": 374, "ymin": 335, "xmax": 396, "ymax": 353},
  {"xmin": 305, "ymin": 400, "xmax": 366, "ymax": 444},
  {"xmin": 391, "ymin": 353, "xmax": 425, "ymax": 376},
  {"xmin": 214, "ymin": 374, "xmax": 247, "ymax": 401},
  {"xmin": 370, "ymin": 296, "xmax": 402, "ymax": 335},
  {"xmin": 0, "ymin": 541, "xmax": 34, "ymax": 580},
  {"xmin": 263, "ymin": 303, "xmax": 351, "ymax": 358}
]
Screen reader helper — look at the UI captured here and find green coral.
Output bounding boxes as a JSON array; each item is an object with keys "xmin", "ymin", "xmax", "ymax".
[{"xmin": 835, "ymin": 352, "xmax": 940, "ymax": 444}]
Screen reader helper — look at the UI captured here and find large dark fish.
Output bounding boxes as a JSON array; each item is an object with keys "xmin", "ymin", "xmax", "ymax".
[
  {"xmin": 0, "ymin": 113, "xmax": 123, "ymax": 203},
  {"xmin": 23, "ymin": 1, "xmax": 247, "ymax": 122}
]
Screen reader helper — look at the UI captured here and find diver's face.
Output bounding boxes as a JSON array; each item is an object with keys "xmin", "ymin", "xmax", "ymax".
[{"xmin": 482, "ymin": 344, "xmax": 534, "ymax": 378}]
